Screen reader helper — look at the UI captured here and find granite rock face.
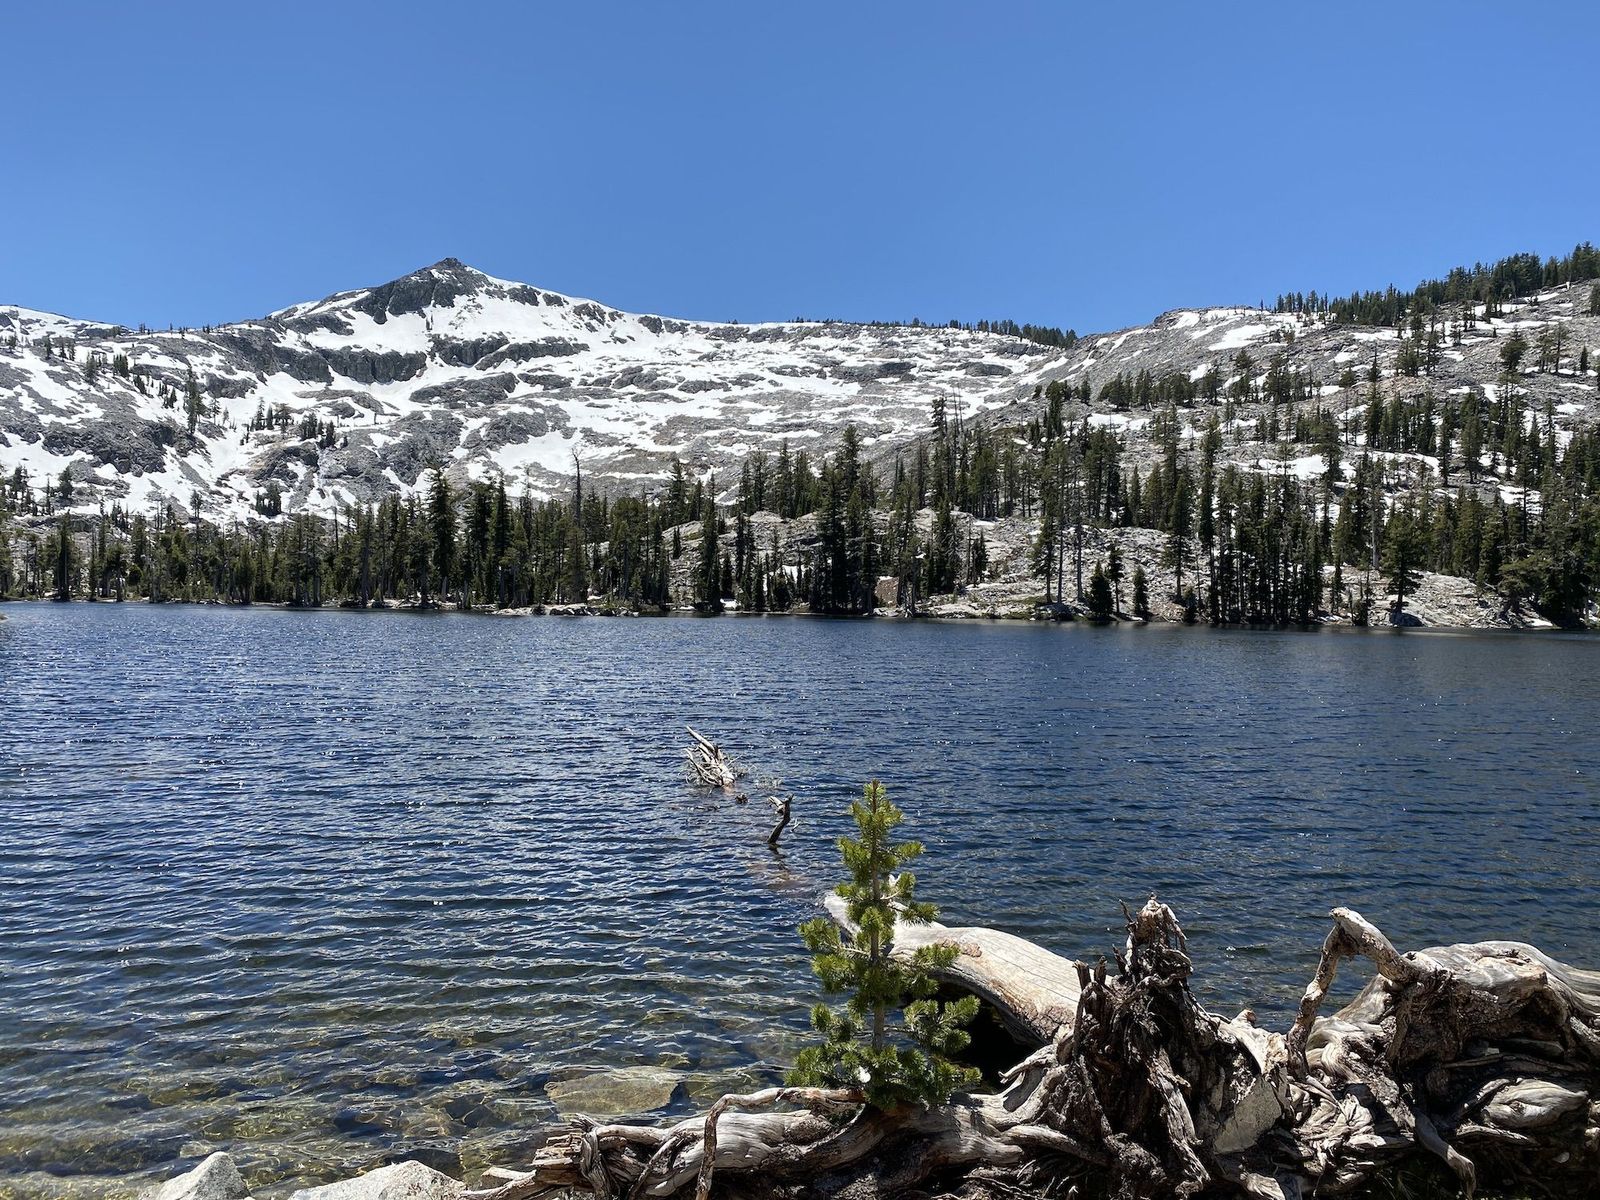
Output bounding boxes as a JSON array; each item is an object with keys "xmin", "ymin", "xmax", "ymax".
[
  {"xmin": 137, "ymin": 1152, "xmax": 252, "ymax": 1200},
  {"xmin": 4, "ymin": 262, "xmax": 1596, "ymax": 546},
  {"xmin": 0, "ymin": 259, "xmax": 1058, "ymax": 518},
  {"xmin": 284, "ymin": 1161, "xmax": 465, "ymax": 1200}
]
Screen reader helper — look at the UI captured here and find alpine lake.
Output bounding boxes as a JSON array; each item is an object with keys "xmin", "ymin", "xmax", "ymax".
[{"xmin": 2, "ymin": 604, "xmax": 1596, "ymax": 1196}]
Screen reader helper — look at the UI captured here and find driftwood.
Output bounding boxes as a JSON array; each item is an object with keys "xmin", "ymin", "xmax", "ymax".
[
  {"xmin": 822, "ymin": 892, "xmax": 1082, "ymax": 1047},
  {"xmin": 684, "ymin": 726, "xmax": 741, "ymax": 791},
  {"xmin": 767, "ymin": 795, "xmax": 793, "ymax": 847},
  {"xmin": 473, "ymin": 900, "xmax": 1600, "ymax": 1199}
]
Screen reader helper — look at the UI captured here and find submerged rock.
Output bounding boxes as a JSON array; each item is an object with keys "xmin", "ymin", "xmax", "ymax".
[
  {"xmin": 285, "ymin": 1160, "xmax": 465, "ymax": 1199},
  {"xmin": 138, "ymin": 1152, "xmax": 251, "ymax": 1200},
  {"xmin": 686, "ymin": 1066, "xmax": 779, "ymax": 1104},
  {"xmin": 544, "ymin": 1066, "xmax": 682, "ymax": 1115}
]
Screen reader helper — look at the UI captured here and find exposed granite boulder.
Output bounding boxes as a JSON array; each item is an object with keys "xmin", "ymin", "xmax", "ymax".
[
  {"xmin": 636, "ymin": 314, "xmax": 692, "ymax": 337},
  {"xmin": 138, "ymin": 1152, "xmax": 251, "ymax": 1200},
  {"xmin": 592, "ymin": 365, "xmax": 672, "ymax": 390},
  {"xmin": 42, "ymin": 415, "xmax": 175, "ymax": 475},
  {"xmin": 544, "ymin": 1066, "xmax": 682, "ymax": 1115},
  {"xmin": 349, "ymin": 260, "xmax": 477, "ymax": 325},
  {"xmin": 834, "ymin": 360, "xmax": 913, "ymax": 382},
  {"xmin": 429, "ymin": 336, "xmax": 509, "ymax": 368},
  {"xmin": 462, "ymin": 409, "xmax": 565, "ymax": 452},
  {"xmin": 516, "ymin": 371, "xmax": 572, "ymax": 390},
  {"xmin": 285, "ymin": 1161, "xmax": 464, "ymax": 1200},
  {"xmin": 409, "ymin": 374, "xmax": 519, "ymax": 410},
  {"xmin": 252, "ymin": 440, "xmax": 321, "ymax": 485},
  {"xmin": 319, "ymin": 349, "xmax": 428, "ymax": 385},
  {"xmin": 210, "ymin": 330, "xmax": 335, "ymax": 384},
  {"xmin": 202, "ymin": 373, "xmax": 257, "ymax": 399},
  {"xmin": 477, "ymin": 338, "xmax": 585, "ymax": 368},
  {"xmin": 0, "ymin": 407, "xmax": 46, "ymax": 447},
  {"xmin": 383, "ymin": 412, "xmax": 465, "ymax": 485}
]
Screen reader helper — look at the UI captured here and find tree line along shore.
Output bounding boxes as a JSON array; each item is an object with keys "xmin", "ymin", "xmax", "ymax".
[{"xmin": 5, "ymin": 282, "xmax": 1600, "ymax": 628}]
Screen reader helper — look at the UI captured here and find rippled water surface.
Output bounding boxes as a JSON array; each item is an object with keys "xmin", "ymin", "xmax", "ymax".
[{"xmin": 2, "ymin": 604, "xmax": 1597, "ymax": 1196}]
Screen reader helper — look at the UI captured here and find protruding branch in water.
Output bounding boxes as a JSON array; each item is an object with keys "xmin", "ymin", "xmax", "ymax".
[
  {"xmin": 766, "ymin": 794, "xmax": 791, "ymax": 847},
  {"xmin": 683, "ymin": 725, "xmax": 740, "ymax": 791}
]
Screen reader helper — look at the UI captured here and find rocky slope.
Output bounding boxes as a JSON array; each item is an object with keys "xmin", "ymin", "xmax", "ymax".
[
  {"xmin": 6, "ymin": 264, "xmax": 1599, "ymax": 633},
  {"xmin": 972, "ymin": 283, "xmax": 1600, "ymax": 499},
  {"xmin": 0, "ymin": 260, "xmax": 1061, "ymax": 520}
]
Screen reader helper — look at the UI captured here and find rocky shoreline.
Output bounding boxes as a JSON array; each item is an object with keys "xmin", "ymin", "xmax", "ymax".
[
  {"xmin": 0, "ymin": 560, "xmax": 1567, "ymax": 632},
  {"xmin": 139, "ymin": 1154, "xmax": 463, "ymax": 1200}
]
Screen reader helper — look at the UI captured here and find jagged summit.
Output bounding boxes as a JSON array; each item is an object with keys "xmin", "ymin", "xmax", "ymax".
[
  {"xmin": 0, "ymin": 262, "xmax": 1064, "ymax": 517},
  {"xmin": 3, "ymin": 263, "xmax": 1596, "ymax": 531}
]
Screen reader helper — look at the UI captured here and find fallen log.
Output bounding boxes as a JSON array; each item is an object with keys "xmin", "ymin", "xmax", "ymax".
[
  {"xmin": 475, "ymin": 901, "xmax": 1600, "ymax": 1199},
  {"xmin": 821, "ymin": 892, "xmax": 1081, "ymax": 1048},
  {"xmin": 684, "ymin": 726, "xmax": 741, "ymax": 792}
]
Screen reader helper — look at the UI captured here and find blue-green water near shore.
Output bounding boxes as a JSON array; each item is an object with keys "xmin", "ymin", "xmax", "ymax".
[{"xmin": 1, "ymin": 604, "xmax": 1596, "ymax": 1196}]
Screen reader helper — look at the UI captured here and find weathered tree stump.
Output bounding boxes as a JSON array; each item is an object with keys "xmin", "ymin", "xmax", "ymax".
[
  {"xmin": 471, "ymin": 901, "xmax": 1600, "ymax": 1200},
  {"xmin": 684, "ymin": 726, "xmax": 741, "ymax": 792}
]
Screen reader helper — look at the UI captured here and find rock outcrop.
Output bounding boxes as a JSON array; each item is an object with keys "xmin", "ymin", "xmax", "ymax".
[{"xmin": 136, "ymin": 1153, "xmax": 251, "ymax": 1200}]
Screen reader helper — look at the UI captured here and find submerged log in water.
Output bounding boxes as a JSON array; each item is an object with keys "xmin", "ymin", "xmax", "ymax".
[
  {"xmin": 684, "ymin": 726, "xmax": 740, "ymax": 792},
  {"xmin": 476, "ymin": 900, "xmax": 1600, "ymax": 1200}
]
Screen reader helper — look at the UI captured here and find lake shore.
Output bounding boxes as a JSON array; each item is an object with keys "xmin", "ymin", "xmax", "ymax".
[{"xmin": 0, "ymin": 583, "xmax": 1576, "ymax": 632}]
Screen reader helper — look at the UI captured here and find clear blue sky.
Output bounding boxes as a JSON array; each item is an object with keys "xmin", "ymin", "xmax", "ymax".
[{"xmin": 4, "ymin": 2, "xmax": 1597, "ymax": 334}]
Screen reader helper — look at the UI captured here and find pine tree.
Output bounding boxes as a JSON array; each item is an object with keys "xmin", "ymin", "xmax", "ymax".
[
  {"xmin": 968, "ymin": 529, "xmax": 988, "ymax": 583},
  {"xmin": 51, "ymin": 514, "xmax": 74, "ymax": 601},
  {"xmin": 1381, "ymin": 504, "xmax": 1425, "ymax": 619},
  {"xmin": 183, "ymin": 367, "xmax": 204, "ymax": 437},
  {"xmin": 1131, "ymin": 565, "xmax": 1149, "ymax": 619},
  {"xmin": 1106, "ymin": 543, "xmax": 1123, "ymax": 613},
  {"xmin": 791, "ymin": 781, "xmax": 980, "ymax": 1110},
  {"xmin": 695, "ymin": 500, "xmax": 723, "ymax": 613},
  {"xmin": 1500, "ymin": 330, "xmax": 1529, "ymax": 375},
  {"xmin": 565, "ymin": 476, "xmax": 587, "ymax": 603},
  {"xmin": 428, "ymin": 467, "xmax": 455, "ymax": 605},
  {"xmin": 1164, "ymin": 471, "xmax": 1193, "ymax": 602},
  {"xmin": 0, "ymin": 512, "xmax": 13, "ymax": 597},
  {"xmin": 1087, "ymin": 562, "xmax": 1113, "ymax": 619}
]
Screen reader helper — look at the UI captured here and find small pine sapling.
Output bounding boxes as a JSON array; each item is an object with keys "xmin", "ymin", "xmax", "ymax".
[{"xmin": 790, "ymin": 780, "xmax": 980, "ymax": 1109}]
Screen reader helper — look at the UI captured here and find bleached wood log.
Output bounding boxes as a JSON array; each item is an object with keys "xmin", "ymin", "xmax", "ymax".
[
  {"xmin": 692, "ymin": 1086, "xmax": 862, "ymax": 1200},
  {"xmin": 470, "ymin": 902, "xmax": 1600, "ymax": 1200},
  {"xmin": 822, "ymin": 891, "xmax": 1082, "ymax": 1046},
  {"xmin": 683, "ymin": 725, "xmax": 740, "ymax": 791}
]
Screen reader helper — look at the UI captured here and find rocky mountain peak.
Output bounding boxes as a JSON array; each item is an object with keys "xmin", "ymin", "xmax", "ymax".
[{"xmin": 0, "ymin": 262, "xmax": 1069, "ymax": 518}]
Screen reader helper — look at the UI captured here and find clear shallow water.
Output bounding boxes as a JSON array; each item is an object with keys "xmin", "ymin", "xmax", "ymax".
[{"xmin": 1, "ymin": 604, "xmax": 1597, "ymax": 1196}]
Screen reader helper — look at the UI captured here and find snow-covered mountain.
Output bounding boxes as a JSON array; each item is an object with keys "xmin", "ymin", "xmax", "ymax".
[
  {"xmin": 0, "ymin": 260, "xmax": 1062, "ymax": 518},
  {"xmin": 3, "ymin": 258, "xmax": 1597, "ymax": 522}
]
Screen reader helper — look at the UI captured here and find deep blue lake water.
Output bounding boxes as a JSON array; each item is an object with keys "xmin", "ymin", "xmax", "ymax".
[{"xmin": 1, "ymin": 604, "xmax": 1596, "ymax": 1196}]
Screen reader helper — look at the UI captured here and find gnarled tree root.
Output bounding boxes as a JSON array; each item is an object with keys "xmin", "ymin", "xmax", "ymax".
[{"xmin": 476, "ymin": 901, "xmax": 1600, "ymax": 1200}]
